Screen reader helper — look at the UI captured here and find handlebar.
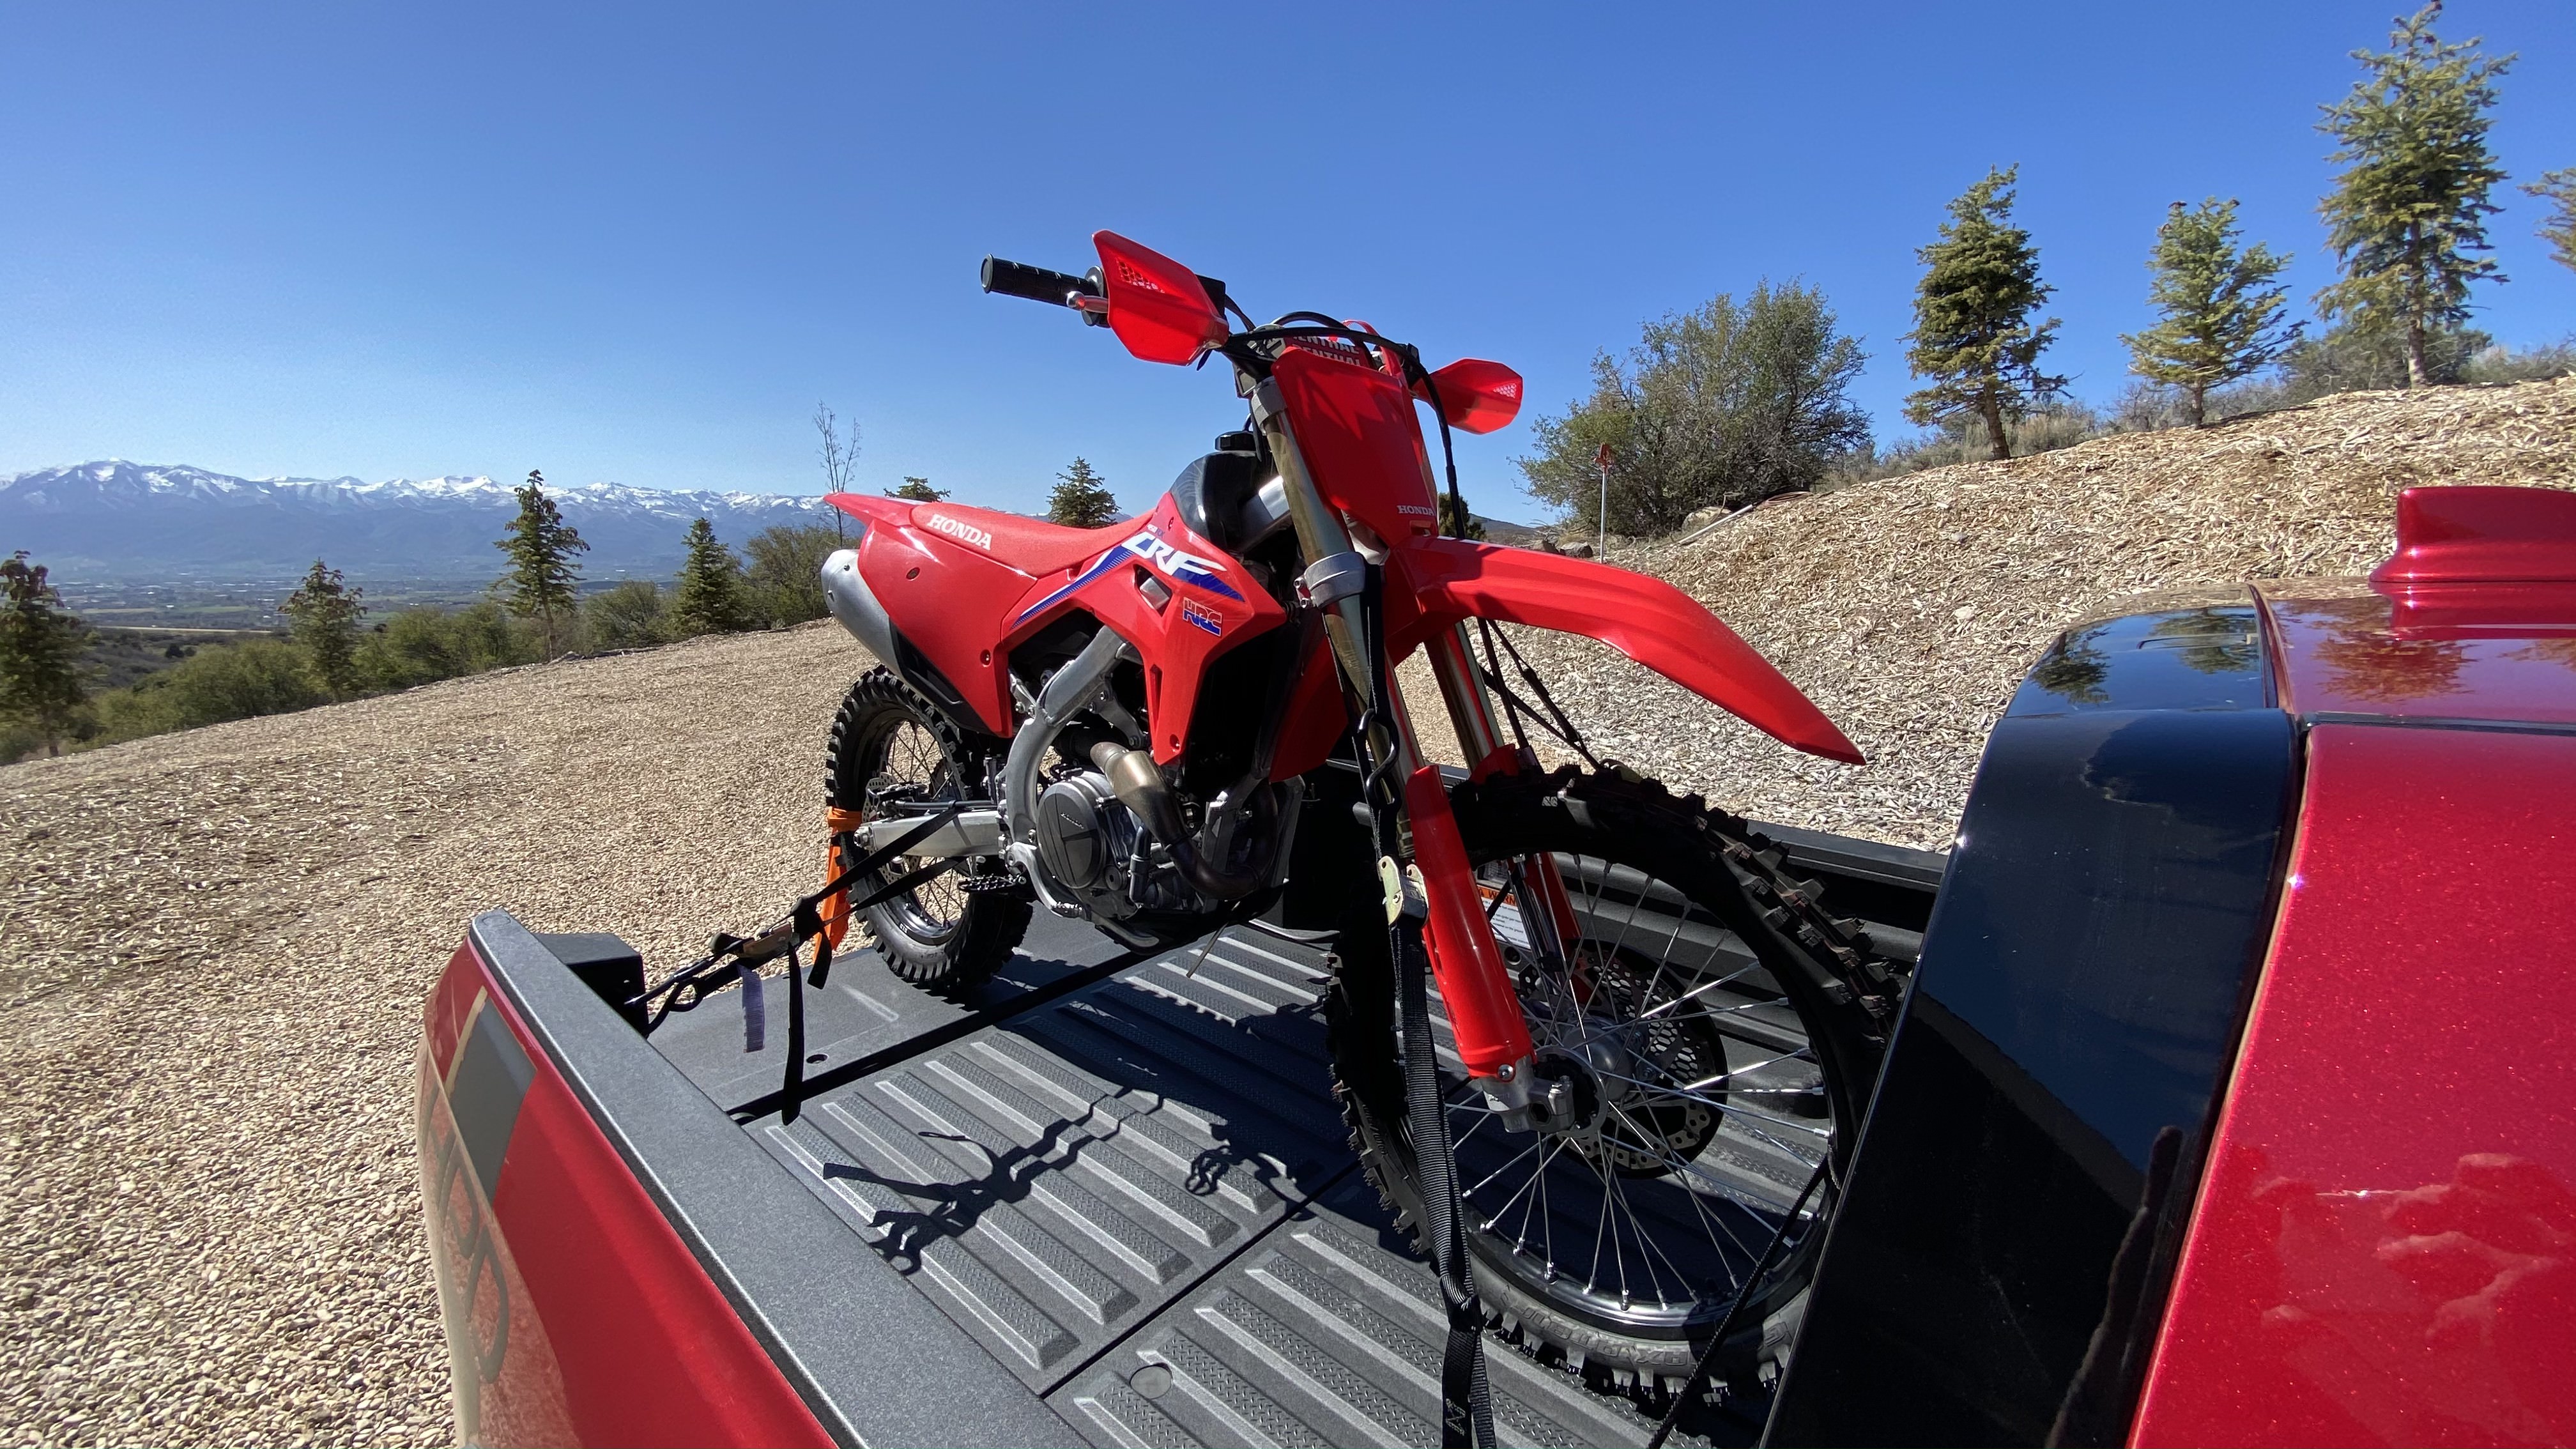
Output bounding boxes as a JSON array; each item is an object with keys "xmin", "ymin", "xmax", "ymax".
[{"xmin": 980, "ymin": 256, "xmax": 1100, "ymax": 308}]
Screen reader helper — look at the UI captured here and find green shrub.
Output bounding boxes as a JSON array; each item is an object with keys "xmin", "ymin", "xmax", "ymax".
[
  {"xmin": 0, "ymin": 719, "xmax": 46, "ymax": 765},
  {"xmin": 1863, "ymin": 402, "xmax": 2108, "ymax": 479},
  {"xmin": 2464, "ymin": 337, "xmax": 2576, "ymax": 385},
  {"xmin": 158, "ymin": 639, "xmax": 328, "ymax": 727},
  {"xmin": 741, "ymin": 524, "xmax": 839, "ymax": 627},
  {"xmin": 356, "ymin": 602, "xmax": 533, "ymax": 691},
  {"xmin": 585, "ymin": 580, "xmax": 670, "ymax": 648},
  {"xmin": 79, "ymin": 639, "xmax": 328, "ymax": 746}
]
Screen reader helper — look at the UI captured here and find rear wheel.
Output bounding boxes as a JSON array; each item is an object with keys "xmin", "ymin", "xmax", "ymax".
[
  {"xmin": 1326, "ymin": 765, "xmax": 1885, "ymax": 1399},
  {"xmin": 825, "ymin": 670, "xmax": 1029, "ymax": 990}
]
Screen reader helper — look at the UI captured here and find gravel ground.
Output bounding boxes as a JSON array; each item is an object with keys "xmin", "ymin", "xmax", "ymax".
[
  {"xmin": 2, "ymin": 625, "xmax": 857, "ymax": 1446},
  {"xmin": 2, "ymin": 376, "xmax": 2568, "ymax": 1445}
]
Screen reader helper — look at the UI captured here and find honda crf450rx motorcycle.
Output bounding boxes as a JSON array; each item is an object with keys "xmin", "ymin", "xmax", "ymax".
[{"xmin": 813, "ymin": 231, "xmax": 1901, "ymax": 1395}]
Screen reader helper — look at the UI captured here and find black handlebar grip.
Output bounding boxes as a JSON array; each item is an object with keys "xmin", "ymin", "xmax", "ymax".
[{"xmin": 981, "ymin": 257, "xmax": 1100, "ymax": 307}]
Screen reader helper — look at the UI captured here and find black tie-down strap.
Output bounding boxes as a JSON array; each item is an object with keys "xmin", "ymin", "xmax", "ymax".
[
  {"xmin": 1642, "ymin": 1156, "xmax": 1833, "ymax": 1449},
  {"xmin": 1399, "ymin": 923, "xmax": 1496, "ymax": 1448},
  {"xmin": 1340, "ymin": 558, "xmax": 1494, "ymax": 1447},
  {"xmin": 627, "ymin": 802, "xmax": 965, "ymax": 1124}
]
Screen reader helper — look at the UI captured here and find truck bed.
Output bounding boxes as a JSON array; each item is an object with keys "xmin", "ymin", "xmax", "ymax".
[{"xmin": 454, "ymin": 823, "xmax": 1942, "ymax": 1447}]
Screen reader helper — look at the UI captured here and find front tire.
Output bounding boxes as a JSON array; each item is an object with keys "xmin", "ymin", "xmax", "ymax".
[
  {"xmin": 1326, "ymin": 764, "xmax": 1887, "ymax": 1399},
  {"xmin": 825, "ymin": 670, "xmax": 1029, "ymax": 992}
]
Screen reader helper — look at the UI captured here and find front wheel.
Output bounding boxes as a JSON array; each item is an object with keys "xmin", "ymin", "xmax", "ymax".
[{"xmin": 1326, "ymin": 765, "xmax": 1885, "ymax": 1399}]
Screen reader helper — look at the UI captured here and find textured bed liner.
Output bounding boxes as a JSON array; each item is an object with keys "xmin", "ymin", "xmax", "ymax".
[{"xmin": 626, "ymin": 829, "xmax": 1941, "ymax": 1447}]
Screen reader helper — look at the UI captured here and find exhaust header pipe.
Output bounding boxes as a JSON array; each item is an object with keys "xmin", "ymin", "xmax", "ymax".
[{"xmin": 1087, "ymin": 741, "xmax": 1288, "ymax": 901}]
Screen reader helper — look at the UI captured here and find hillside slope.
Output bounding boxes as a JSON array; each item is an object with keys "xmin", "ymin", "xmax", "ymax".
[
  {"xmin": 1492, "ymin": 376, "xmax": 2576, "ymax": 849},
  {"xmin": 2, "ymin": 378, "xmax": 2568, "ymax": 1444}
]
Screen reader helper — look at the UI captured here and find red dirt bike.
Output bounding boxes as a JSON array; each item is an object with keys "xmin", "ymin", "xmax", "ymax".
[{"xmin": 814, "ymin": 231, "xmax": 1899, "ymax": 1397}]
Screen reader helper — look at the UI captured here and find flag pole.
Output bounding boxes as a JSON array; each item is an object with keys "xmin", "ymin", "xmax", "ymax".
[{"xmin": 1593, "ymin": 443, "xmax": 1613, "ymax": 558}]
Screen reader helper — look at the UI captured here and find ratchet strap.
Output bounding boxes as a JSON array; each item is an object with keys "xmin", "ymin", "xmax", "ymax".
[
  {"xmin": 1401, "ymin": 927, "xmax": 1497, "ymax": 1448},
  {"xmin": 1343, "ymin": 562, "xmax": 1493, "ymax": 1448},
  {"xmin": 625, "ymin": 802, "xmax": 965, "ymax": 1125}
]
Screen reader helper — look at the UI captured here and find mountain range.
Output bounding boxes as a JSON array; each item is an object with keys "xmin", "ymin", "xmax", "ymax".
[{"xmin": 0, "ymin": 461, "xmax": 838, "ymax": 581}]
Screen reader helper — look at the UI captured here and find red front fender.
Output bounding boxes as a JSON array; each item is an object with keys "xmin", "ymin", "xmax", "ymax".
[{"xmin": 1392, "ymin": 537, "xmax": 1864, "ymax": 765}]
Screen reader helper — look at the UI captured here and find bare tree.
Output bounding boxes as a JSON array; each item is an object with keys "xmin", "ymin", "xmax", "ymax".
[{"xmin": 815, "ymin": 402, "xmax": 861, "ymax": 541}]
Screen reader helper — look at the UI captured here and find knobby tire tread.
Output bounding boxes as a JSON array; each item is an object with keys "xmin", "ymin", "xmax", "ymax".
[{"xmin": 825, "ymin": 668, "xmax": 1029, "ymax": 992}]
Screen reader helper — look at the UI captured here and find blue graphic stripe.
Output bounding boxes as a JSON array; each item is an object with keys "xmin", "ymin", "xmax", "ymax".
[
  {"xmin": 1013, "ymin": 544, "xmax": 1133, "ymax": 624},
  {"xmin": 1172, "ymin": 565, "xmax": 1243, "ymax": 602}
]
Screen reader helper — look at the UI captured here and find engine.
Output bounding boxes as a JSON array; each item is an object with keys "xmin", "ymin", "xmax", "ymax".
[{"xmin": 1030, "ymin": 772, "xmax": 1203, "ymax": 919}]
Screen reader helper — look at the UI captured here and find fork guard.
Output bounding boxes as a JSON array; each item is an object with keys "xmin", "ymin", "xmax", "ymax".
[{"xmin": 1389, "ymin": 536, "xmax": 1865, "ymax": 766}]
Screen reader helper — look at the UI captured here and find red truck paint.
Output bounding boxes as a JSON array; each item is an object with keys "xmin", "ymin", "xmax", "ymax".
[
  {"xmin": 2261, "ymin": 486, "xmax": 2576, "ymax": 729},
  {"xmin": 2260, "ymin": 586, "xmax": 2576, "ymax": 727},
  {"xmin": 2131, "ymin": 724, "xmax": 2576, "ymax": 1446},
  {"xmin": 419, "ymin": 942, "xmax": 833, "ymax": 1449}
]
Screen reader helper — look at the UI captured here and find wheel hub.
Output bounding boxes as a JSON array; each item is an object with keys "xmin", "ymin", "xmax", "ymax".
[{"xmin": 1532, "ymin": 1006, "xmax": 1724, "ymax": 1178}]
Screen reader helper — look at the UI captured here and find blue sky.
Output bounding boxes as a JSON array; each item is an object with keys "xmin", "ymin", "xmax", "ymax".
[{"xmin": 4, "ymin": 3, "xmax": 2571, "ymax": 525}]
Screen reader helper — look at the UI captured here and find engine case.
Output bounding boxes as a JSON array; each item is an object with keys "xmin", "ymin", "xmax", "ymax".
[{"xmin": 1031, "ymin": 772, "xmax": 1200, "ymax": 920}]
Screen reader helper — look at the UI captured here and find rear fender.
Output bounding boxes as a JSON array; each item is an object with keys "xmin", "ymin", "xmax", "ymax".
[
  {"xmin": 1390, "ymin": 536, "xmax": 1862, "ymax": 765},
  {"xmin": 824, "ymin": 491, "xmax": 913, "ymax": 530}
]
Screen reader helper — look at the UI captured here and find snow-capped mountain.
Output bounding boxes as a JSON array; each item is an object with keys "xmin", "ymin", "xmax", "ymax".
[{"xmin": 0, "ymin": 461, "xmax": 838, "ymax": 580}]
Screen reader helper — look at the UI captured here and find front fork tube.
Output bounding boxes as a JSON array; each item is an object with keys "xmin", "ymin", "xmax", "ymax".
[
  {"xmin": 1404, "ymin": 765, "xmax": 1536, "ymax": 1082},
  {"xmin": 1422, "ymin": 625, "xmax": 1583, "ymax": 956},
  {"xmin": 1254, "ymin": 377, "xmax": 1553, "ymax": 1117}
]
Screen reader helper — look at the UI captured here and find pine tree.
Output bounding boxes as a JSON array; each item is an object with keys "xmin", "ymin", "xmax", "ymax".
[
  {"xmin": 0, "ymin": 551, "xmax": 88, "ymax": 756},
  {"xmin": 1046, "ymin": 457, "xmax": 1119, "ymax": 528},
  {"xmin": 2526, "ymin": 167, "xmax": 2576, "ymax": 275},
  {"xmin": 494, "ymin": 469, "xmax": 588, "ymax": 658},
  {"xmin": 1436, "ymin": 493, "xmax": 1487, "ymax": 540},
  {"xmin": 672, "ymin": 518, "xmax": 755, "ymax": 636},
  {"xmin": 1903, "ymin": 166, "xmax": 2067, "ymax": 460},
  {"xmin": 2315, "ymin": 3, "xmax": 2513, "ymax": 388},
  {"xmin": 888, "ymin": 477, "xmax": 949, "ymax": 502},
  {"xmin": 279, "ymin": 559, "xmax": 368, "ymax": 698},
  {"xmin": 2122, "ymin": 199, "xmax": 2301, "ymax": 425}
]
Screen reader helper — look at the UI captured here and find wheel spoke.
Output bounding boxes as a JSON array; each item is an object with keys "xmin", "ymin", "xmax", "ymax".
[
  {"xmin": 1630, "ymin": 963, "xmax": 1770, "ymax": 1022},
  {"xmin": 1677, "ymin": 1048, "xmax": 1814, "ymax": 1092},
  {"xmin": 1588, "ymin": 1066, "xmax": 1831, "ymax": 1139},
  {"xmin": 1461, "ymin": 1137, "xmax": 1544, "ymax": 1202}
]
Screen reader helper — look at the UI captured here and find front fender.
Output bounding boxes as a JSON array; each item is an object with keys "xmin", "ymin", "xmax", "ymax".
[{"xmin": 1392, "ymin": 537, "xmax": 1863, "ymax": 765}]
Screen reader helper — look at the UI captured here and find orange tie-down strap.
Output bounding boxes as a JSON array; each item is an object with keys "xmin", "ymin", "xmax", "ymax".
[{"xmin": 818, "ymin": 808, "xmax": 869, "ymax": 946}]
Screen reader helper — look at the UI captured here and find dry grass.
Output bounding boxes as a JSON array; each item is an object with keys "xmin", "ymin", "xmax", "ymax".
[{"xmin": 1, "ymin": 377, "xmax": 2568, "ymax": 1445}]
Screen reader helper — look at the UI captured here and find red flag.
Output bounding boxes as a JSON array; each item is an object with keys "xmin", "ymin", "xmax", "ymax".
[{"xmin": 1593, "ymin": 443, "xmax": 1614, "ymax": 470}]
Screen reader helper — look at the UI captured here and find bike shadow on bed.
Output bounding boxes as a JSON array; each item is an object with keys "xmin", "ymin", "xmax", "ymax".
[{"xmin": 807, "ymin": 937, "xmax": 1361, "ymax": 1273}]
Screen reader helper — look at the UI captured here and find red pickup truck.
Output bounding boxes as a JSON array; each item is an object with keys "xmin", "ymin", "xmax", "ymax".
[{"xmin": 417, "ymin": 486, "xmax": 2576, "ymax": 1447}]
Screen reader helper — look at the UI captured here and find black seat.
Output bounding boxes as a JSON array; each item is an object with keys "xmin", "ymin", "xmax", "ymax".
[{"xmin": 1167, "ymin": 450, "xmax": 1265, "ymax": 552}]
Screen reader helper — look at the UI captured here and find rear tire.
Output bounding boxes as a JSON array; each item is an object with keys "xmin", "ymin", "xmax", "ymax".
[
  {"xmin": 825, "ymin": 670, "xmax": 1029, "ymax": 992},
  {"xmin": 1326, "ymin": 764, "xmax": 1886, "ymax": 1400}
]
